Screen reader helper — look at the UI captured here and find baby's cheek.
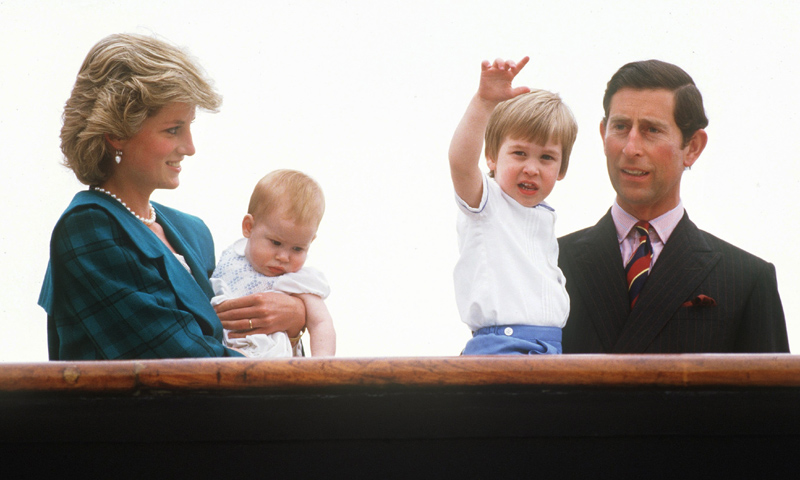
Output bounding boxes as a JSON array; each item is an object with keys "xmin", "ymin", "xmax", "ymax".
[{"xmin": 291, "ymin": 255, "xmax": 308, "ymax": 273}]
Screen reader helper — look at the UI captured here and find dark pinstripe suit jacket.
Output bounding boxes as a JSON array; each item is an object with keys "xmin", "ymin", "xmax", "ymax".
[{"xmin": 558, "ymin": 210, "xmax": 789, "ymax": 353}]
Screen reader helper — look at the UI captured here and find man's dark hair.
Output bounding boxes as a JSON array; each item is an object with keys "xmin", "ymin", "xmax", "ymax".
[{"xmin": 603, "ymin": 60, "xmax": 709, "ymax": 145}]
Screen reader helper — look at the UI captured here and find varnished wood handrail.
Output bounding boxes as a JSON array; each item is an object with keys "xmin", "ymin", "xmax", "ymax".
[{"xmin": 1, "ymin": 354, "xmax": 798, "ymax": 393}]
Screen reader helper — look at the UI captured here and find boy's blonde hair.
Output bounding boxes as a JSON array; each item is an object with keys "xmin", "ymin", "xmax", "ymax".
[
  {"xmin": 61, "ymin": 33, "xmax": 222, "ymax": 185},
  {"xmin": 484, "ymin": 89, "xmax": 578, "ymax": 177},
  {"xmin": 248, "ymin": 169, "xmax": 325, "ymax": 228}
]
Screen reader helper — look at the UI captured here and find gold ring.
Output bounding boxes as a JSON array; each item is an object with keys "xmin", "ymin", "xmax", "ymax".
[{"xmin": 249, "ymin": 319, "xmax": 253, "ymax": 330}]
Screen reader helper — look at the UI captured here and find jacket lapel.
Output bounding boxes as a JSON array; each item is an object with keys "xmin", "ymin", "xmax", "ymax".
[
  {"xmin": 87, "ymin": 193, "xmax": 220, "ymax": 335},
  {"xmin": 154, "ymin": 206, "xmax": 215, "ymax": 298},
  {"xmin": 148, "ymin": 205, "xmax": 221, "ymax": 333},
  {"xmin": 612, "ymin": 213, "xmax": 721, "ymax": 352},
  {"xmin": 568, "ymin": 211, "xmax": 631, "ymax": 351},
  {"xmin": 41, "ymin": 191, "xmax": 222, "ymax": 338}
]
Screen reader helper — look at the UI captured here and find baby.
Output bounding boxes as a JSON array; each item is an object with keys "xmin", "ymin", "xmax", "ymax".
[
  {"xmin": 449, "ymin": 57, "xmax": 578, "ymax": 355},
  {"xmin": 211, "ymin": 169, "xmax": 335, "ymax": 357}
]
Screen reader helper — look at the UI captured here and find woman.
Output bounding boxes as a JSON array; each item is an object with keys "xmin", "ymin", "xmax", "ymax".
[{"xmin": 39, "ymin": 34, "xmax": 305, "ymax": 359}]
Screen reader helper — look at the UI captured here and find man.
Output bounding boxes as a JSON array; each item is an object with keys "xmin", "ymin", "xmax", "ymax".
[{"xmin": 559, "ymin": 60, "xmax": 789, "ymax": 353}]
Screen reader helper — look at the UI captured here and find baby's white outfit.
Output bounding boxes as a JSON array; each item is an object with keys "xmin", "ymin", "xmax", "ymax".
[{"xmin": 210, "ymin": 238, "xmax": 330, "ymax": 358}]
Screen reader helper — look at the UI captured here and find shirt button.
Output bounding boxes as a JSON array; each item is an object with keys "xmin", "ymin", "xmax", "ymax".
[{"xmin": 504, "ymin": 327, "xmax": 514, "ymax": 336}]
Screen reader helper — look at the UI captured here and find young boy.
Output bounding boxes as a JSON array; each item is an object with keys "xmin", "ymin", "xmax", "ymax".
[
  {"xmin": 211, "ymin": 169, "xmax": 335, "ymax": 357},
  {"xmin": 449, "ymin": 57, "xmax": 578, "ymax": 355}
]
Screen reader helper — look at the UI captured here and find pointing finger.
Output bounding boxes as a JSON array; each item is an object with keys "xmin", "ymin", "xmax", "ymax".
[{"xmin": 515, "ymin": 56, "xmax": 530, "ymax": 72}]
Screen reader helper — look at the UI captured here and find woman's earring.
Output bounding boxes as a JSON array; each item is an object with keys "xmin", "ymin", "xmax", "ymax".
[{"xmin": 115, "ymin": 150, "xmax": 123, "ymax": 164}]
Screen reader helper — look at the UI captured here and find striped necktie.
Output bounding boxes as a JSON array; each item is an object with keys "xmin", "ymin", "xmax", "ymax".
[{"xmin": 625, "ymin": 221, "xmax": 653, "ymax": 309}]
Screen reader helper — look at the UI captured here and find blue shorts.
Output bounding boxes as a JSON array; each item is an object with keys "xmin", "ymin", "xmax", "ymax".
[{"xmin": 463, "ymin": 325, "xmax": 562, "ymax": 355}]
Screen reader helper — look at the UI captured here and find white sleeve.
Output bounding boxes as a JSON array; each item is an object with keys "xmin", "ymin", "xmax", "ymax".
[
  {"xmin": 209, "ymin": 277, "xmax": 232, "ymax": 306},
  {"xmin": 273, "ymin": 266, "xmax": 331, "ymax": 299},
  {"xmin": 455, "ymin": 173, "xmax": 490, "ymax": 215}
]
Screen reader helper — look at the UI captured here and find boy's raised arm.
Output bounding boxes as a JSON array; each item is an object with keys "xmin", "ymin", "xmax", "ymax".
[{"xmin": 448, "ymin": 57, "xmax": 531, "ymax": 208}]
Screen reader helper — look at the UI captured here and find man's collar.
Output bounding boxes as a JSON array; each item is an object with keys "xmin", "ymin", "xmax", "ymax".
[{"xmin": 612, "ymin": 200, "xmax": 685, "ymax": 244}]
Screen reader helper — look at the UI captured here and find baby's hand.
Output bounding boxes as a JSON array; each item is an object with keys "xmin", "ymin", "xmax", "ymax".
[{"xmin": 477, "ymin": 56, "xmax": 531, "ymax": 103}]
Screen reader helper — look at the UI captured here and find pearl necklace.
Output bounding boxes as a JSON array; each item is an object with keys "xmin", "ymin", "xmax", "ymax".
[{"xmin": 92, "ymin": 187, "xmax": 157, "ymax": 226}]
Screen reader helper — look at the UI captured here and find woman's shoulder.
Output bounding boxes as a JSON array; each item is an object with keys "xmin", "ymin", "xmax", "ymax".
[
  {"xmin": 53, "ymin": 191, "xmax": 118, "ymax": 235},
  {"xmin": 58, "ymin": 190, "xmax": 107, "ymax": 213},
  {"xmin": 54, "ymin": 190, "xmax": 163, "ymax": 235}
]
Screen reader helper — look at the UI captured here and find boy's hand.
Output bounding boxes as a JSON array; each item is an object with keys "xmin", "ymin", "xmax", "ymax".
[
  {"xmin": 477, "ymin": 56, "xmax": 531, "ymax": 103},
  {"xmin": 448, "ymin": 55, "xmax": 531, "ymax": 209}
]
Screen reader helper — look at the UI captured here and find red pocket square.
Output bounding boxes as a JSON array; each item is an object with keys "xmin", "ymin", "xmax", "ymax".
[{"xmin": 682, "ymin": 295, "xmax": 717, "ymax": 307}]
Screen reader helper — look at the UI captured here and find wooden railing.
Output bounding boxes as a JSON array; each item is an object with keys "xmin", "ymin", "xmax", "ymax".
[{"xmin": 3, "ymin": 355, "xmax": 799, "ymax": 478}]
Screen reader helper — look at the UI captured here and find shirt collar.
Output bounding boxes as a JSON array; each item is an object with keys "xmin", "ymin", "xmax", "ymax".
[
  {"xmin": 233, "ymin": 237, "xmax": 248, "ymax": 256},
  {"xmin": 612, "ymin": 200, "xmax": 684, "ymax": 244}
]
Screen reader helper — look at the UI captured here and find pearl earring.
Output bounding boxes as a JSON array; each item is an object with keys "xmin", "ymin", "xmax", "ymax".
[{"xmin": 115, "ymin": 150, "xmax": 123, "ymax": 164}]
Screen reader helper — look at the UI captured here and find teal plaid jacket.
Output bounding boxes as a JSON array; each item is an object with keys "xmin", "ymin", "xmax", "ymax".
[{"xmin": 39, "ymin": 190, "xmax": 243, "ymax": 359}]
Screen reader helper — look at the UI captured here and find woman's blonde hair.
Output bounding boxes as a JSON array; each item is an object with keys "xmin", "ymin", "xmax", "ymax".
[
  {"xmin": 60, "ymin": 33, "xmax": 222, "ymax": 185},
  {"xmin": 248, "ymin": 170, "xmax": 326, "ymax": 228}
]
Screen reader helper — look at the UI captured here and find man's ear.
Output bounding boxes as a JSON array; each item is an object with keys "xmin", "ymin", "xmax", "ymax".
[
  {"xmin": 599, "ymin": 119, "xmax": 607, "ymax": 145},
  {"xmin": 683, "ymin": 129, "xmax": 708, "ymax": 169},
  {"xmin": 242, "ymin": 214, "xmax": 254, "ymax": 238}
]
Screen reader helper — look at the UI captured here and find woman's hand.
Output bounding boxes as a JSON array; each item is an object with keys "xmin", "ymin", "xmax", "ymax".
[{"xmin": 215, "ymin": 292, "xmax": 306, "ymax": 339}]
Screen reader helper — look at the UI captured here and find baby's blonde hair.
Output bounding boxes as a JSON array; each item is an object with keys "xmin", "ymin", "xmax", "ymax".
[
  {"xmin": 485, "ymin": 89, "xmax": 578, "ymax": 178},
  {"xmin": 248, "ymin": 169, "xmax": 325, "ymax": 228}
]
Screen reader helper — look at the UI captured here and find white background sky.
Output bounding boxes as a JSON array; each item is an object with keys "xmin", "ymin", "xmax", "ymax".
[{"xmin": 1, "ymin": 1, "xmax": 799, "ymax": 361}]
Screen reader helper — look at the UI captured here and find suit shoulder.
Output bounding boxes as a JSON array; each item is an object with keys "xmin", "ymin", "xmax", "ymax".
[
  {"xmin": 559, "ymin": 226, "xmax": 593, "ymax": 246},
  {"xmin": 696, "ymin": 228, "xmax": 772, "ymax": 267},
  {"xmin": 558, "ymin": 216, "xmax": 611, "ymax": 251},
  {"xmin": 558, "ymin": 211, "xmax": 613, "ymax": 248},
  {"xmin": 557, "ymin": 224, "xmax": 605, "ymax": 265}
]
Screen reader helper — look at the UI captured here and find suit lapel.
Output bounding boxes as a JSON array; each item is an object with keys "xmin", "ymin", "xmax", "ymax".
[
  {"xmin": 612, "ymin": 213, "xmax": 721, "ymax": 352},
  {"xmin": 568, "ymin": 212, "xmax": 631, "ymax": 351}
]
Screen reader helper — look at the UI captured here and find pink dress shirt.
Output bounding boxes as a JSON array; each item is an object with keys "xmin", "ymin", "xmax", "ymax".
[{"xmin": 612, "ymin": 201, "xmax": 685, "ymax": 268}]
